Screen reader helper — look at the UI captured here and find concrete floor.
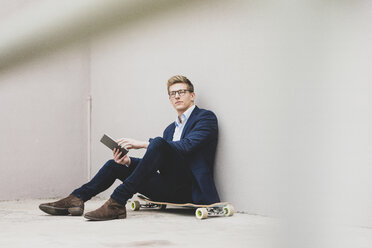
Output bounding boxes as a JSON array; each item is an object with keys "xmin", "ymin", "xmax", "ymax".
[{"xmin": 0, "ymin": 198, "xmax": 279, "ymax": 248}]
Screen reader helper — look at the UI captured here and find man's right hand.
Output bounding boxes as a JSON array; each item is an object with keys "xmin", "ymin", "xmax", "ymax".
[
  {"xmin": 117, "ymin": 138, "xmax": 149, "ymax": 150},
  {"xmin": 113, "ymin": 148, "xmax": 131, "ymax": 166}
]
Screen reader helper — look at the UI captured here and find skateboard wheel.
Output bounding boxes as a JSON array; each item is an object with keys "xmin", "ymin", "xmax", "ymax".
[
  {"xmin": 130, "ymin": 201, "xmax": 141, "ymax": 211},
  {"xmin": 195, "ymin": 208, "xmax": 208, "ymax": 219},
  {"xmin": 157, "ymin": 204, "xmax": 167, "ymax": 210},
  {"xmin": 223, "ymin": 204, "xmax": 235, "ymax": 217}
]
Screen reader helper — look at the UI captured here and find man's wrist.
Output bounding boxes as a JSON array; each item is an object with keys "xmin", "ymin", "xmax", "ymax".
[
  {"xmin": 143, "ymin": 141, "xmax": 149, "ymax": 149},
  {"xmin": 124, "ymin": 157, "xmax": 131, "ymax": 167}
]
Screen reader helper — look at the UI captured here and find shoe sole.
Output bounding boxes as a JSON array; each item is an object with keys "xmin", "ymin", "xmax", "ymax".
[
  {"xmin": 68, "ymin": 207, "xmax": 84, "ymax": 216},
  {"xmin": 83, "ymin": 213, "xmax": 126, "ymax": 221},
  {"xmin": 39, "ymin": 204, "xmax": 84, "ymax": 216}
]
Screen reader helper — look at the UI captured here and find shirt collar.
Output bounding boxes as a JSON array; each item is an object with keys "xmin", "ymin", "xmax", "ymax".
[{"xmin": 175, "ymin": 105, "xmax": 196, "ymax": 127}]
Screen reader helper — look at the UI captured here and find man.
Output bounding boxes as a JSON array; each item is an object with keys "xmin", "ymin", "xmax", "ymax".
[{"xmin": 39, "ymin": 75, "xmax": 220, "ymax": 221}]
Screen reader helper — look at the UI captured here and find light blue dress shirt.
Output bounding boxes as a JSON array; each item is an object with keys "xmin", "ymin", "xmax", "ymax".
[{"xmin": 172, "ymin": 105, "xmax": 196, "ymax": 141}]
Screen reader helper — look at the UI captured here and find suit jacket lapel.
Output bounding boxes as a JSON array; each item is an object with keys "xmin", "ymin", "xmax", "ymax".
[
  {"xmin": 164, "ymin": 125, "xmax": 175, "ymax": 141},
  {"xmin": 181, "ymin": 105, "xmax": 199, "ymax": 139}
]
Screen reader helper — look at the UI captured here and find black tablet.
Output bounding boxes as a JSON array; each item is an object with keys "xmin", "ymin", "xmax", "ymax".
[{"xmin": 100, "ymin": 134, "xmax": 128, "ymax": 158}]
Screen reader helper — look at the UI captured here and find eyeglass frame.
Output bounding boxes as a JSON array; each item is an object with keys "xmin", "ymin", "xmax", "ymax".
[{"xmin": 168, "ymin": 89, "xmax": 193, "ymax": 98}]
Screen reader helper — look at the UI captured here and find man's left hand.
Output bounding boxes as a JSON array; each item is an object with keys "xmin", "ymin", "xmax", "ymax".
[{"xmin": 113, "ymin": 148, "xmax": 131, "ymax": 166}]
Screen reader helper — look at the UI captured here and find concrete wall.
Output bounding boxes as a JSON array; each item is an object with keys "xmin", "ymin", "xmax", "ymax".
[
  {"xmin": 89, "ymin": 0, "xmax": 285, "ymax": 214},
  {"xmin": 0, "ymin": 2, "xmax": 372, "ymax": 243},
  {"xmin": 0, "ymin": 43, "xmax": 90, "ymax": 199}
]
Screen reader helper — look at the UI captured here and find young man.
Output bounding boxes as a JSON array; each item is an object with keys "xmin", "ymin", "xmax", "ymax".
[{"xmin": 39, "ymin": 75, "xmax": 220, "ymax": 221}]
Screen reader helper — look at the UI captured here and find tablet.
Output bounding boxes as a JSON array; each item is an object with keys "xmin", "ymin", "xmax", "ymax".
[{"xmin": 100, "ymin": 134, "xmax": 128, "ymax": 158}]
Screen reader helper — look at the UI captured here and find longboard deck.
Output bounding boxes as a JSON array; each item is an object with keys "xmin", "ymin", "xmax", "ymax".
[
  {"xmin": 131, "ymin": 195, "xmax": 235, "ymax": 219},
  {"xmin": 137, "ymin": 194, "xmax": 231, "ymax": 208}
]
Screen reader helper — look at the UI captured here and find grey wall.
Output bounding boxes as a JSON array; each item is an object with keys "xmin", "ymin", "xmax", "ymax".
[
  {"xmin": 0, "ymin": 1, "xmax": 372, "ymax": 246},
  {"xmin": 89, "ymin": 0, "xmax": 284, "ymax": 214},
  {"xmin": 0, "ymin": 43, "xmax": 90, "ymax": 199}
]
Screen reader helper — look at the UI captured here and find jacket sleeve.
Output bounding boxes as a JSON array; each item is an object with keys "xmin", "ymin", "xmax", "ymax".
[{"xmin": 166, "ymin": 111, "xmax": 218, "ymax": 156}]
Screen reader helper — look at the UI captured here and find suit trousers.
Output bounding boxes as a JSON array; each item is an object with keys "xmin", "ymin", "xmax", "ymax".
[{"xmin": 71, "ymin": 137, "xmax": 193, "ymax": 205}]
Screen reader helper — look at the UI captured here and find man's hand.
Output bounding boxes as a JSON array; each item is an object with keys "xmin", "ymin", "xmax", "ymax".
[
  {"xmin": 113, "ymin": 148, "xmax": 131, "ymax": 166},
  {"xmin": 117, "ymin": 138, "xmax": 149, "ymax": 150}
]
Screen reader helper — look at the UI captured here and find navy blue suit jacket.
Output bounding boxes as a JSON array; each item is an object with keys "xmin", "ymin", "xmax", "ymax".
[
  {"xmin": 130, "ymin": 106, "xmax": 220, "ymax": 204},
  {"xmin": 163, "ymin": 106, "xmax": 220, "ymax": 204}
]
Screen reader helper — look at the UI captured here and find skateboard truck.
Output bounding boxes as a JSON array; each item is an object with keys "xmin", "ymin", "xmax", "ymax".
[{"xmin": 131, "ymin": 201, "xmax": 166, "ymax": 210}]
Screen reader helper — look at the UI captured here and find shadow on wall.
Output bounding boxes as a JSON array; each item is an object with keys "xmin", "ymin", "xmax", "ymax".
[{"xmin": 0, "ymin": 0, "xmax": 226, "ymax": 72}]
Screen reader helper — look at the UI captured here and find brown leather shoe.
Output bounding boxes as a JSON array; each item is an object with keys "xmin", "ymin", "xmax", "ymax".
[
  {"xmin": 39, "ymin": 195, "xmax": 84, "ymax": 216},
  {"xmin": 84, "ymin": 198, "xmax": 126, "ymax": 221}
]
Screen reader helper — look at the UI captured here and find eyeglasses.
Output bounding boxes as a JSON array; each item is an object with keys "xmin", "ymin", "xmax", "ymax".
[{"xmin": 168, "ymin": 89, "xmax": 192, "ymax": 98}]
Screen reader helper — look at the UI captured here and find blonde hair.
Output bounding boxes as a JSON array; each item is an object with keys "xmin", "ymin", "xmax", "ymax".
[{"xmin": 167, "ymin": 75, "xmax": 194, "ymax": 94}]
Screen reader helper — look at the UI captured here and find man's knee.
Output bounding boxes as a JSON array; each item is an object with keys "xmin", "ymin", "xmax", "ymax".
[
  {"xmin": 101, "ymin": 159, "xmax": 127, "ymax": 176},
  {"xmin": 148, "ymin": 137, "xmax": 168, "ymax": 151},
  {"xmin": 104, "ymin": 159, "xmax": 120, "ymax": 168}
]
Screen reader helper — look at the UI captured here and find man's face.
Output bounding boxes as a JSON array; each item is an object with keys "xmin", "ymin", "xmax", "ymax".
[{"xmin": 169, "ymin": 83, "xmax": 195, "ymax": 114}]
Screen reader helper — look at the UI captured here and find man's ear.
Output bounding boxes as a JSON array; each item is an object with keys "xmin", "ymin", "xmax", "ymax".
[{"xmin": 191, "ymin": 92, "xmax": 195, "ymax": 100}]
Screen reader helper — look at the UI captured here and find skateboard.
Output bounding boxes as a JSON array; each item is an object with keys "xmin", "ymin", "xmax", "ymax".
[{"xmin": 130, "ymin": 195, "xmax": 235, "ymax": 220}]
